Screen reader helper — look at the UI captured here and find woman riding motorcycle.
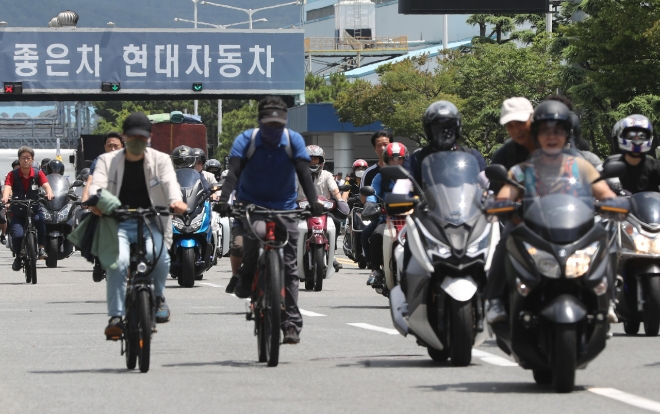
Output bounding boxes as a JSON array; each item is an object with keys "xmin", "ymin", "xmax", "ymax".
[{"xmin": 485, "ymin": 100, "xmax": 617, "ymax": 323}]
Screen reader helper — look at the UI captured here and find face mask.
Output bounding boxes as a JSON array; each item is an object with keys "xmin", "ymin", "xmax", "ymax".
[
  {"xmin": 355, "ymin": 170, "xmax": 365, "ymax": 178},
  {"xmin": 259, "ymin": 121, "xmax": 285, "ymax": 148},
  {"xmin": 125, "ymin": 139, "xmax": 148, "ymax": 155}
]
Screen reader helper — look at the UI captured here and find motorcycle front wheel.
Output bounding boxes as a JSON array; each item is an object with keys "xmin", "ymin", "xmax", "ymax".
[
  {"xmin": 449, "ymin": 299, "xmax": 473, "ymax": 367},
  {"xmin": 313, "ymin": 244, "xmax": 325, "ymax": 292},
  {"xmin": 552, "ymin": 324, "xmax": 577, "ymax": 393},
  {"xmin": 178, "ymin": 248, "xmax": 196, "ymax": 287},
  {"xmin": 45, "ymin": 237, "xmax": 58, "ymax": 268}
]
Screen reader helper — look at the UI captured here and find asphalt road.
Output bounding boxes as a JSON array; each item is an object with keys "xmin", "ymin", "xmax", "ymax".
[{"xmin": 1, "ymin": 238, "xmax": 660, "ymax": 413}]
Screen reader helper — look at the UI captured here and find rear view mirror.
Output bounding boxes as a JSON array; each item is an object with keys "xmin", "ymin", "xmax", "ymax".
[
  {"xmin": 380, "ymin": 166, "xmax": 409, "ymax": 180},
  {"xmin": 69, "ymin": 154, "xmax": 75, "ymax": 164},
  {"xmin": 338, "ymin": 184, "xmax": 351, "ymax": 192},
  {"xmin": 594, "ymin": 161, "xmax": 626, "ymax": 183},
  {"xmin": 485, "ymin": 165, "xmax": 509, "ymax": 183},
  {"xmin": 68, "ymin": 193, "xmax": 79, "ymax": 201},
  {"xmin": 384, "ymin": 193, "xmax": 417, "ymax": 215},
  {"xmin": 360, "ymin": 186, "xmax": 376, "ymax": 197},
  {"xmin": 71, "ymin": 180, "xmax": 84, "ymax": 187}
]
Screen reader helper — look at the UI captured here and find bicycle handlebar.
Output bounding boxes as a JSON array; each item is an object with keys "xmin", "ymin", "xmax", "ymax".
[
  {"xmin": 111, "ymin": 206, "xmax": 172, "ymax": 221},
  {"xmin": 230, "ymin": 204, "xmax": 311, "ymax": 220}
]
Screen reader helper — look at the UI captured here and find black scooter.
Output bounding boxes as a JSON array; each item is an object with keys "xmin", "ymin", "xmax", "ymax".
[
  {"xmin": 42, "ymin": 175, "xmax": 84, "ymax": 268},
  {"xmin": 484, "ymin": 160, "xmax": 628, "ymax": 393}
]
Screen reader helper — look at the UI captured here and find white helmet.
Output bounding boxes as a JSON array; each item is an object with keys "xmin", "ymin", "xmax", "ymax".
[{"xmin": 306, "ymin": 145, "xmax": 325, "ymax": 174}]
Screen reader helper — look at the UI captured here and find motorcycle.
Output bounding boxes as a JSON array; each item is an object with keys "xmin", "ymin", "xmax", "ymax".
[
  {"xmin": 343, "ymin": 196, "xmax": 370, "ymax": 269},
  {"xmin": 382, "ymin": 151, "xmax": 497, "ymax": 367},
  {"xmin": 41, "ymin": 175, "xmax": 84, "ymax": 268},
  {"xmin": 616, "ymin": 191, "xmax": 660, "ymax": 336},
  {"xmin": 296, "ymin": 196, "xmax": 336, "ymax": 291},
  {"xmin": 483, "ymin": 158, "xmax": 628, "ymax": 393},
  {"xmin": 170, "ymin": 168, "xmax": 219, "ymax": 287}
]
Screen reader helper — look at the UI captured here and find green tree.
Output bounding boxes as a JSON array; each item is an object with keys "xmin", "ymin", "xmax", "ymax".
[
  {"xmin": 215, "ymin": 102, "xmax": 259, "ymax": 161},
  {"xmin": 467, "ymin": 14, "xmax": 545, "ymax": 45},
  {"xmin": 305, "ymin": 72, "xmax": 351, "ymax": 103}
]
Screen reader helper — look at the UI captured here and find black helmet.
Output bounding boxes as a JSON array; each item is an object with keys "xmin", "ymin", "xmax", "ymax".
[
  {"xmin": 610, "ymin": 114, "xmax": 654, "ymax": 155},
  {"xmin": 46, "ymin": 159, "xmax": 65, "ymax": 175},
  {"xmin": 78, "ymin": 168, "xmax": 90, "ymax": 182},
  {"xmin": 204, "ymin": 159, "xmax": 222, "ymax": 175},
  {"xmin": 171, "ymin": 145, "xmax": 195, "ymax": 169},
  {"xmin": 531, "ymin": 100, "xmax": 573, "ymax": 146},
  {"xmin": 40, "ymin": 158, "xmax": 51, "ymax": 170},
  {"xmin": 423, "ymin": 101, "xmax": 462, "ymax": 150},
  {"xmin": 11, "ymin": 160, "xmax": 19, "ymax": 169},
  {"xmin": 191, "ymin": 148, "xmax": 206, "ymax": 165}
]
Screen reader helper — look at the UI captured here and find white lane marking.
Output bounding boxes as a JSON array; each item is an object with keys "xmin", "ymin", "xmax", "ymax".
[
  {"xmin": 589, "ymin": 388, "xmax": 660, "ymax": 413},
  {"xmin": 199, "ymin": 282, "xmax": 224, "ymax": 288},
  {"xmin": 472, "ymin": 349, "xmax": 518, "ymax": 367},
  {"xmin": 231, "ymin": 293, "xmax": 251, "ymax": 302},
  {"xmin": 347, "ymin": 323, "xmax": 399, "ymax": 335},
  {"xmin": 300, "ymin": 309, "xmax": 326, "ymax": 317}
]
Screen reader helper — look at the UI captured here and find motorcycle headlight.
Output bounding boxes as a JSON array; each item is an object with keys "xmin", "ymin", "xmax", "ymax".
[
  {"xmin": 56, "ymin": 204, "xmax": 71, "ymax": 222},
  {"xmin": 524, "ymin": 242, "xmax": 560, "ymax": 279},
  {"xmin": 190, "ymin": 206, "xmax": 206, "ymax": 231},
  {"xmin": 173, "ymin": 217, "xmax": 185, "ymax": 230},
  {"xmin": 624, "ymin": 222, "xmax": 660, "ymax": 254},
  {"xmin": 43, "ymin": 210, "xmax": 52, "ymax": 221},
  {"xmin": 417, "ymin": 222, "xmax": 451, "ymax": 259},
  {"xmin": 466, "ymin": 224, "xmax": 491, "ymax": 257},
  {"xmin": 322, "ymin": 200, "xmax": 334, "ymax": 209},
  {"xmin": 565, "ymin": 242, "xmax": 599, "ymax": 278}
]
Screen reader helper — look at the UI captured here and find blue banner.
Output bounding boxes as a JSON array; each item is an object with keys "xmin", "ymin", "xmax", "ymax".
[{"xmin": 0, "ymin": 28, "xmax": 304, "ymax": 94}]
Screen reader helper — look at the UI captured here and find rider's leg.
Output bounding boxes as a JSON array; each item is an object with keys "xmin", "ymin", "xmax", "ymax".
[
  {"xmin": 484, "ymin": 222, "xmax": 513, "ymax": 324},
  {"xmin": 232, "ymin": 224, "xmax": 259, "ymax": 298},
  {"xmin": 144, "ymin": 225, "xmax": 171, "ymax": 322},
  {"xmin": 280, "ymin": 215, "xmax": 303, "ymax": 341},
  {"xmin": 33, "ymin": 210, "xmax": 47, "ymax": 258},
  {"xmin": 226, "ymin": 224, "xmax": 244, "ymax": 293},
  {"xmin": 326, "ymin": 212, "xmax": 342, "ymax": 271},
  {"xmin": 105, "ymin": 221, "xmax": 132, "ymax": 318},
  {"xmin": 361, "ymin": 219, "xmax": 379, "ymax": 266},
  {"xmin": 9, "ymin": 218, "xmax": 24, "ymax": 270},
  {"xmin": 369, "ymin": 223, "xmax": 386, "ymax": 286}
]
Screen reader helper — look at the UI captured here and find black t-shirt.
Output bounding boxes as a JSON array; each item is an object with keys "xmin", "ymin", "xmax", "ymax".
[
  {"xmin": 119, "ymin": 158, "xmax": 152, "ymax": 208},
  {"xmin": 489, "ymin": 139, "xmax": 531, "ymax": 192},
  {"xmin": 619, "ymin": 155, "xmax": 660, "ymax": 194},
  {"xmin": 363, "ymin": 165, "xmax": 380, "ymax": 188}
]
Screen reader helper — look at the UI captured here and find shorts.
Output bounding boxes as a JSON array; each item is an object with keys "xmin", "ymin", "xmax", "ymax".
[
  {"xmin": 230, "ymin": 224, "xmax": 245, "ymax": 258},
  {"xmin": 0, "ymin": 207, "xmax": 6, "ymax": 224}
]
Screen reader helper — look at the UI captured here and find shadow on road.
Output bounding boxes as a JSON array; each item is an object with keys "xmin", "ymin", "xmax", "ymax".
[
  {"xmin": 329, "ymin": 305, "xmax": 389, "ymax": 310},
  {"xmin": 29, "ymin": 368, "xmax": 135, "ymax": 375},
  {"xmin": 162, "ymin": 360, "xmax": 288, "ymax": 368},
  {"xmin": 186, "ymin": 312, "xmax": 246, "ymax": 316},
  {"xmin": 47, "ymin": 300, "xmax": 105, "ymax": 304},
  {"xmin": 415, "ymin": 382, "xmax": 586, "ymax": 394}
]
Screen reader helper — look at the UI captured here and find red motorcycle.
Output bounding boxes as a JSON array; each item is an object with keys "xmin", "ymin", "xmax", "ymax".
[{"xmin": 297, "ymin": 197, "xmax": 337, "ymax": 291}]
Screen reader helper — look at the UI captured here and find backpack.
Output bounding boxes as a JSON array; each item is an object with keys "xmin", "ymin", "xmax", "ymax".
[{"xmin": 245, "ymin": 128, "xmax": 292, "ymax": 160}]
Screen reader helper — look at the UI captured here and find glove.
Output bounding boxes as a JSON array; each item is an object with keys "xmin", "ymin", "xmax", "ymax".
[
  {"xmin": 309, "ymin": 200, "xmax": 324, "ymax": 217},
  {"xmin": 214, "ymin": 202, "xmax": 232, "ymax": 217}
]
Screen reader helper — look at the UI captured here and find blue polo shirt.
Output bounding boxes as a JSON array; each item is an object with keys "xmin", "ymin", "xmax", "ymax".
[{"xmin": 230, "ymin": 128, "xmax": 309, "ymax": 210}]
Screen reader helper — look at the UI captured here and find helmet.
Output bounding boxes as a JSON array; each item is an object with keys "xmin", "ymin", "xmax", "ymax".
[
  {"xmin": 191, "ymin": 148, "xmax": 206, "ymax": 164},
  {"xmin": 531, "ymin": 101, "xmax": 573, "ymax": 144},
  {"xmin": 78, "ymin": 168, "xmax": 90, "ymax": 182},
  {"xmin": 352, "ymin": 159, "xmax": 368, "ymax": 178},
  {"xmin": 204, "ymin": 159, "xmax": 222, "ymax": 175},
  {"xmin": 40, "ymin": 158, "xmax": 51, "ymax": 170},
  {"xmin": 171, "ymin": 145, "xmax": 195, "ymax": 169},
  {"xmin": 383, "ymin": 142, "xmax": 409, "ymax": 165},
  {"xmin": 46, "ymin": 159, "xmax": 65, "ymax": 175},
  {"xmin": 611, "ymin": 115, "xmax": 654, "ymax": 155},
  {"xmin": 11, "ymin": 160, "xmax": 19, "ymax": 169},
  {"xmin": 423, "ymin": 101, "xmax": 462, "ymax": 150},
  {"xmin": 306, "ymin": 145, "xmax": 325, "ymax": 174},
  {"xmin": 32, "ymin": 161, "xmax": 41, "ymax": 170}
]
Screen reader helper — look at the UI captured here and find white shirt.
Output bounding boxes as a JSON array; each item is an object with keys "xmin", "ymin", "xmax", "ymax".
[{"xmin": 297, "ymin": 169, "xmax": 337, "ymax": 200}]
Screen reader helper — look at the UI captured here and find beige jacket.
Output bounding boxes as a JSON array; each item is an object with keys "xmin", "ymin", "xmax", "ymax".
[{"xmin": 89, "ymin": 148, "xmax": 182, "ymax": 247}]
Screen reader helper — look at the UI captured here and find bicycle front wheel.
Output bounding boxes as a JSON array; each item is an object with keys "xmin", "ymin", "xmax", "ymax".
[
  {"xmin": 264, "ymin": 249, "xmax": 282, "ymax": 367},
  {"xmin": 26, "ymin": 233, "xmax": 37, "ymax": 285},
  {"xmin": 137, "ymin": 290, "xmax": 152, "ymax": 373}
]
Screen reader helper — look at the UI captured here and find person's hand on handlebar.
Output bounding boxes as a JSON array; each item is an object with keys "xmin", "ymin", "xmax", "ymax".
[
  {"xmin": 170, "ymin": 200, "xmax": 188, "ymax": 215},
  {"xmin": 1, "ymin": 196, "xmax": 8, "ymax": 205},
  {"xmin": 310, "ymin": 200, "xmax": 324, "ymax": 217},
  {"xmin": 214, "ymin": 201, "xmax": 232, "ymax": 217},
  {"xmin": 45, "ymin": 189, "xmax": 54, "ymax": 200}
]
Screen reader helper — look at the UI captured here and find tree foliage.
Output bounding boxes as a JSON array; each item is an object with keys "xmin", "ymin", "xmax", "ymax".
[
  {"xmin": 305, "ymin": 73, "xmax": 351, "ymax": 103},
  {"xmin": 215, "ymin": 102, "xmax": 259, "ymax": 161}
]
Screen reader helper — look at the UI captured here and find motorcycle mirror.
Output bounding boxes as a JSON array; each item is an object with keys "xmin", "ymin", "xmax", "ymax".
[
  {"xmin": 68, "ymin": 194, "xmax": 79, "ymax": 201},
  {"xmin": 384, "ymin": 193, "xmax": 417, "ymax": 215},
  {"xmin": 359, "ymin": 186, "xmax": 376, "ymax": 197},
  {"xmin": 380, "ymin": 166, "xmax": 409, "ymax": 180},
  {"xmin": 338, "ymin": 184, "xmax": 351, "ymax": 192},
  {"xmin": 70, "ymin": 180, "xmax": 84, "ymax": 188},
  {"xmin": 594, "ymin": 160, "xmax": 626, "ymax": 183},
  {"xmin": 485, "ymin": 164, "xmax": 525, "ymax": 192}
]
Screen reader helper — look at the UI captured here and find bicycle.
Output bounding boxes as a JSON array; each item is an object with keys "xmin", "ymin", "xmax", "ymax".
[
  {"xmin": 107, "ymin": 206, "xmax": 170, "ymax": 373},
  {"xmin": 231, "ymin": 204, "xmax": 310, "ymax": 367},
  {"xmin": 9, "ymin": 199, "xmax": 42, "ymax": 284}
]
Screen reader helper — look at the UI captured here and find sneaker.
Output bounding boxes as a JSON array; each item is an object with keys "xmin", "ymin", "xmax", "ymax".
[
  {"xmin": 38, "ymin": 247, "xmax": 48, "ymax": 260},
  {"xmin": 0, "ymin": 234, "xmax": 5, "ymax": 245},
  {"xmin": 92, "ymin": 262, "xmax": 105, "ymax": 283},
  {"xmin": 225, "ymin": 274, "xmax": 239, "ymax": 294},
  {"xmin": 155, "ymin": 297, "xmax": 171, "ymax": 323},
  {"xmin": 282, "ymin": 326, "xmax": 300, "ymax": 345},
  {"xmin": 233, "ymin": 276, "xmax": 253, "ymax": 299},
  {"xmin": 366, "ymin": 269, "xmax": 381, "ymax": 286},
  {"xmin": 486, "ymin": 299, "xmax": 508, "ymax": 324},
  {"xmin": 372, "ymin": 271, "xmax": 385, "ymax": 288},
  {"xmin": 607, "ymin": 302, "xmax": 618, "ymax": 323},
  {"xmin": 104, "ymin": 317, "xmax": 124, "ymax": 340},
  {"xmin": 12, "ymin": 255, "xmax": 22, "ymax": 272},
  {"xmin": 333, "ymin": 259, "xmax": 342, "ymax": 272}
]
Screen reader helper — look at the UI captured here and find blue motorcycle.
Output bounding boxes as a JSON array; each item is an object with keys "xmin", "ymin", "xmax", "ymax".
[{"xmin": 170, "ymin": 168, "xmax": 218, "ymax": 287}]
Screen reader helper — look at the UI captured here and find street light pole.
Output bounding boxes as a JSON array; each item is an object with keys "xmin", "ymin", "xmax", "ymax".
[
  {"xmin": 200, "ymin": 1, "xmax": 299, "ymax": 29},
  {"xmin": 192, "ymin": 0, "xmax": 199, "ymax": 115}
]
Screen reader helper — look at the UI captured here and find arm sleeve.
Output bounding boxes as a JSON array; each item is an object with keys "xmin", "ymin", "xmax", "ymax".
[
  {"xmin": 37, "ymin": 170, "xmax": 48, "ymax": 186},
  {"xmin": 89, "ymin": 155, "xmax": 109, "ymax": 195},
  {"xmin": 325, "ymin": 173, "xmax": 338, "ymax": 197},
  {"xmin": 219, "ymin": 157, "xmax": 242, "ymax": 203},
  {"xmin": 295, "ymin": 159, "xmax": 318, "ymax": 203},
  {"xmin": 367, "ymin": 174, "xmax": 381, "ymax": 203},
  {"xmin": 5, "ymin": 171, "xmax": 13, "ymax": 187},
  {"xmin": 471, "ymin": 149, "xmax": 486, "ymax": 172}
]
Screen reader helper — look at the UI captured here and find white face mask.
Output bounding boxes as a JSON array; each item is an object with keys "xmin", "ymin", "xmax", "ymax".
[{"xmin": 355, "ymin": 170, "xmax": 365, "ymax": 178}]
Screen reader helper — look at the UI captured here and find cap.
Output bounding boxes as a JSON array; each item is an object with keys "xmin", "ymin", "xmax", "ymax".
[
  {"xmin": 500, "ymin": 97, "xmax": 534, "ymax": 125},
  {"xmin": 259, "ymin": 107, "xmax": 287, "ymax": 126},
  {"xmin": 123, "ymin": 112, "xmax": 152, "ymax": 138}
]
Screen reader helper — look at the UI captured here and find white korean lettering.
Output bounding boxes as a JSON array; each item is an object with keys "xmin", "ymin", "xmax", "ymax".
[
  {"xmin": 123, "ymin": 44, "xmax": 147, "ymax": 77},
  {"xmin": 155, "ymin": 45, "xmax": 179, "ymax": 78},
  {"xmin": 76, "ymin": 44, "xmax": 102, "ymax": 77},
  {"xmin": 218, "ymin": 45, "xmax": 241, "ymax": 78},
  {"xmin": 185, "ymin": 45, "xmax": 211, "ymax": 77},
  {"xmin": 14, "ymin": 44, "xmax": 38, "ymax": 77},
  {"xmin": 46, "ymin": 44, "xmax": 70, "ymax": 76},
  {"xmin": 247, "ymin": 45, "xmax": 274, "ymax": 78}
]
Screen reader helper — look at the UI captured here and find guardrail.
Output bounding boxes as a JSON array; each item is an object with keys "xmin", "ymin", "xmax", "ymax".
[{"xmin": 304, "ymin": 36, "xmax": 408, "ymax": 53}]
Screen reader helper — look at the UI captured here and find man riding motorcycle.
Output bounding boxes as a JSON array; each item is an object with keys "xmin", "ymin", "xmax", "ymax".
[{"xmin": 485, "ymin": 101, "xmax": 617, "ymax": 324}]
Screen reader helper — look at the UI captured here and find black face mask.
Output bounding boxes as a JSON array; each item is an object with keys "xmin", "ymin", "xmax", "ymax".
[
  {"xmin": 430, "ymin": 122, "xmax": 457, "ymax": 150},
  {"xmin": 259, "ymin": 121, "xmax": 285, "ymax": 148}
]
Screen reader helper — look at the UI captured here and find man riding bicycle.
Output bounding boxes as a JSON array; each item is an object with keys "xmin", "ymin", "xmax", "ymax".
[
  {"xmin": 216, "ymin": 96, "xmax": 323, "ymax": 345},
  {"xmin": 2, "ymin": 146, "xmax": 54, "ymax": 271},
  {"xmin": 87, "ymin": 112, "xmax": 187, "ymax": 338}
]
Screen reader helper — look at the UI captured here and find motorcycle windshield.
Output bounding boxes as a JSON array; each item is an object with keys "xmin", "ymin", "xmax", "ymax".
[
  {"xmin": 176, "ymin": 168, "xmax": 204, "ymax": 211},
  {"xmin": 45, "ymin": 174, "xmax": 69, "ymax": 211},
  {"xmin": 630, "ymin": 192, "xmax": 660, "ymax": 225},
  {"xmin": 521, "ymin": 152, "xmax": 595, "ymax": 244},
  {"xmin": 421, "ymin": 151, "xmax": 482, "ymax": 225}
]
